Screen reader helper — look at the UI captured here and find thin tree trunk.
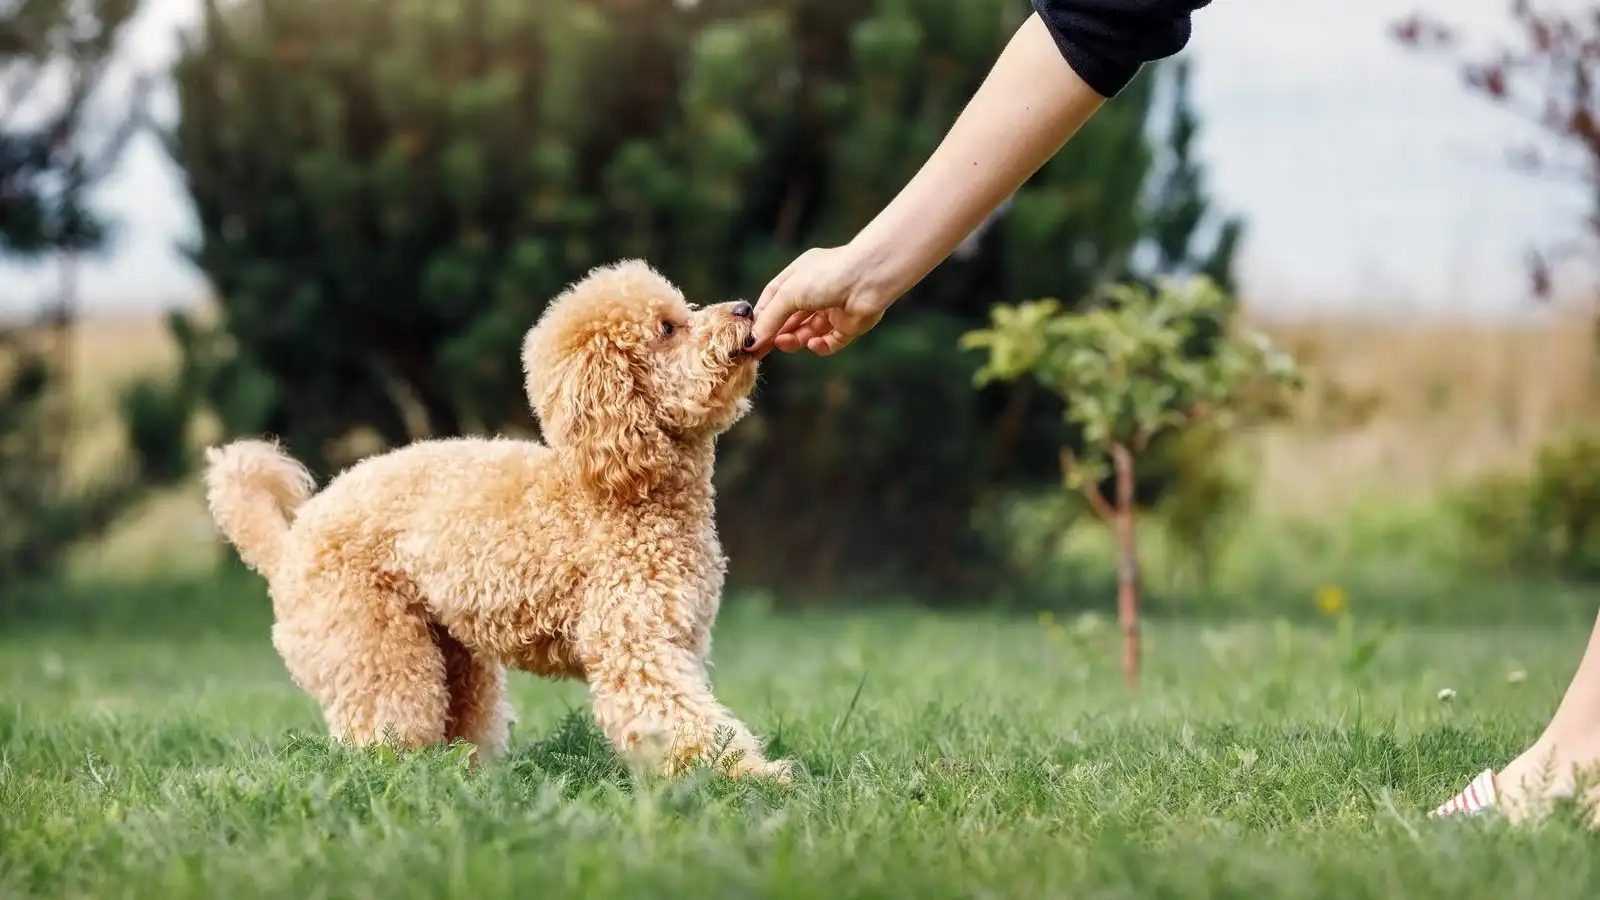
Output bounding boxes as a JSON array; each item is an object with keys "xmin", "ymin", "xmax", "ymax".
[
  {"xmin": 41, "ymin": 253, "xmax": 77, "ymax": 496},
  {"xmin": 984, "ymin": 379, "xmax": 1033, "ymax": 479},
  {"xmin": 1111, "ymin": 442, "xmax": 1140, "ymax": 690}
]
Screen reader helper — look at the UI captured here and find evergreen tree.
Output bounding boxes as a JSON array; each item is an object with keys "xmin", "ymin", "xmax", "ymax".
[
  {"xmin": 0, "ymin": 0, "xmax": 191, "ymax": 586},
  {"xmin": 166, "ymin": 0, "xmax": 1241, "ymax": 598}
]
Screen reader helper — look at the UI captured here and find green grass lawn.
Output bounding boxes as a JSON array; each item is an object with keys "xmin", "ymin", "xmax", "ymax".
[{"xmin": 5, "ymin": 584, "xmax": 1600, "ymax": 898}]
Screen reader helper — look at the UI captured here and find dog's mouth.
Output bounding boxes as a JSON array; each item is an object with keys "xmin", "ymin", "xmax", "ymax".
[{"xmin": 727, "ymin": 326, "xmax": 757, "ymax": 363}]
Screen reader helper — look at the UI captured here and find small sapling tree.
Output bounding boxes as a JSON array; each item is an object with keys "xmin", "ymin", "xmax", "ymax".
[{"xmin": 961, "ymin": 277, "xmax": 1300, "ymax": 688}]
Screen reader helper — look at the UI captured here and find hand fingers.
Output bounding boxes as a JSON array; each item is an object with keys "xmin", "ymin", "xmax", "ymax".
[
  {"xmin": 756, "ymin": 311, "xmax": 814, "ymax": 358},
  {"xmin": 753, "ymin": 254, "xmax": 803, "ymax": 316},
  {"xmin": 806, "ymin": 308, "xmax": 882, "ymax": 357},
  {"xmin": 750, "ymin": 260, "xmax": 806, "ymax": 353},
  {"xmin": 771, "ymin": 334, "xmax": 803, "ymax": 354},
  {"xmin": 751, "ymin": 287, "xmax": 811, "ymax": 352},
  {"xmin": 753, "ymin": 249, "xmax": 821, "ymax": 325},
  {"xmin": 778, "ymin": 309, "xmax": 811, "ymax": 336},
  {"xmin": 760, "ymin": 311, "xmax": 812, "ymax": 357},
  {"xmin": 768, "ymin": 314, "xmax": 833, "ymax": 356},
  {"xmin": 755, "ymin": 264, "xmax": 793, "ymax": 317},
  {"xmin": 787, "ymin": 314, "xmax": 834, "ymax": 346},
  {"xmin": 807, "ymin": 329, "xmax": 851, "ymax": 357},
  {"xmin": 802, "ymin": 313, "xmax": 853, "ymax": 356}
]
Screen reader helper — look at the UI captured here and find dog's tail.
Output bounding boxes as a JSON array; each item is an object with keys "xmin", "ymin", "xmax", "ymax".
[{"xmin": 203, "ymin": 439, "xmax": 316, "ymax": 579}]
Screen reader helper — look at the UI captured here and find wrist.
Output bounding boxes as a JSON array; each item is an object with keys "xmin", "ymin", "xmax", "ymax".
[{"xmin": 842, "ymin": 230, "xmax": 923, "ymax": 314}]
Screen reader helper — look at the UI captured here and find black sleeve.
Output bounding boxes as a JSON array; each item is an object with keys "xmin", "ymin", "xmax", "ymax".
[{"xmin": 1030, "ymin": 0, "xmax": 1211, "ymax": 98}]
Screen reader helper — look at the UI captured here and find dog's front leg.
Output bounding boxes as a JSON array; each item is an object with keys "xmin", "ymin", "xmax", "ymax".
[{"xmin": 576, "ymin": 586, "xmax": 791, "ymax": 782}]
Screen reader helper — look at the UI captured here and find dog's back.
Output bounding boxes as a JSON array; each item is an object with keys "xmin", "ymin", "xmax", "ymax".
[{"xmin": 270, "ymin": 437, "xmax": 594, "ymax": 655}]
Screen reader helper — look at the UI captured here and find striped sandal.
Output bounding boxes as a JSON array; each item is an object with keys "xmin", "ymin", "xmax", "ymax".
[{"xmin": 1430, "ymin": 769, "xmax": 1499, "ymax": 818}]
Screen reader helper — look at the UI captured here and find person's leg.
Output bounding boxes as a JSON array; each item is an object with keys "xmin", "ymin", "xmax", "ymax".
[{"xmin": 1436, "ymin": 608, "xmax": 1600, "ymax": 822}]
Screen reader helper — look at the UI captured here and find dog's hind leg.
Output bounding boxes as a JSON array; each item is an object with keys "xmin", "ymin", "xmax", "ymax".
[
  {"xmin": 436, "ymin": 625, "xmax": 511, "ymax": 762},
  {"xmin": 294, "ymin": 572, "xmax": 452, "ymax": 751}
]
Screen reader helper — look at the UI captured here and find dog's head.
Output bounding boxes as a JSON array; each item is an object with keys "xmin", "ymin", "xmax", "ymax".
[{"xmin": 522, "ymin": 259, "xmax": 759, "ymax": 503}]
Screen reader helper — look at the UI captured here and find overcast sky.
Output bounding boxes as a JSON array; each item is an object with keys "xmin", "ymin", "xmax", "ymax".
[{"xmin": 0, "ymin": 0, "xmax": 1588, "ymax": 320}]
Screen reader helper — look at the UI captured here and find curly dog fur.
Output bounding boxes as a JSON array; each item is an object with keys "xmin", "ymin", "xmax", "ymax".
[{"xmin": 203, "ymin": 259, "xmax": 791, "ymax": 780}]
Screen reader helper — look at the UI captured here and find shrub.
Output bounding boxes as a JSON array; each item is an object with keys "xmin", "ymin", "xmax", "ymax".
[{"xmin": 1454, "ymin": 432, "xmax": 1600, "ymax": 582}]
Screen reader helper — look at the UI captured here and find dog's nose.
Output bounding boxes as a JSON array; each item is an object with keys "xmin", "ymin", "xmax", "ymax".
[{"xmin": 731, "ymin": 301, "xmax": 753, "ymax": 319}]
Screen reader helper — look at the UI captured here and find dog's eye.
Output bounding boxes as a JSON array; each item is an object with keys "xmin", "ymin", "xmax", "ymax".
[{"xmin": 660, "ymin": 321, "xmax": 675, "ymax": 338}]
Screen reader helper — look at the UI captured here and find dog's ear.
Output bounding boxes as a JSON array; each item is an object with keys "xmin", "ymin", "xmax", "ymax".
[{"xmin": 545, "ymin": 335, "xmax": 672, "ymax": 503}]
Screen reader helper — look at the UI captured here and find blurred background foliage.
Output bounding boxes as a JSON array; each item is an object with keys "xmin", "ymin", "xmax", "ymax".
[
  {"xmin": 154, "ymin": 0, "xmax": 1242, "ymax": 601},
  {"xmin": 5, "ymin": 0, "xmax": 1600, "ymax": 624},
  {"xmin": 0, "ymin": 0, "xmax": 191, "ymax": 583}
]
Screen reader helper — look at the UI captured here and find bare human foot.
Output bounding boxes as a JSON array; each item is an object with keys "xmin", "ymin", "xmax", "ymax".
[
  {"xmin": 1432, "ymin": 608, "xmax": 1600, "ymax": 825},
  {"xmin": 1492, "ymin": 739, "xmax": 1600, "ymax": 824}
]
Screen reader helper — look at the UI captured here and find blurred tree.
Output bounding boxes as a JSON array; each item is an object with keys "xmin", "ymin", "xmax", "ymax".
[
  {"xmin": 166, "ymin": 0, "xmax": 1242, "ymax": 600},
  {"xmin": 0, "ymin": 0, "xmax": 189, "ymax": 586},
  {"xmin": 962, "ymin": 277, "xmax": 1300, "ymax": 687},
  {"xmin": 1140, "ymin": 60, "xmax": 1243, "ymax": 295},
  {"xmin": 1393, "ymin": 3, "xmax": 1599, "ymax": 305},
  {"xmin": 1396, "ymin": 4, "xmax": 1600, "ymax": 581}
]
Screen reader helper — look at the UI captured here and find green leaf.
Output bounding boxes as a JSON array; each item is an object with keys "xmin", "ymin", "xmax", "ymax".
[{"xmin": 961, "ymin": 274, "xmax": 1302, "ymax": 466}]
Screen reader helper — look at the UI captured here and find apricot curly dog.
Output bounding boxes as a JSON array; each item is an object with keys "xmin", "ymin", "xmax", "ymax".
[{"xmin": 203, "ymin": 259, "xmax": 792, "ymax": 780}]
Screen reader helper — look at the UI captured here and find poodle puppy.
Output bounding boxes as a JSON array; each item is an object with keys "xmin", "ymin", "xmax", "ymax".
[{"xmin": 202, "ymin": 259, "xmax": 791, "ymax": 781}]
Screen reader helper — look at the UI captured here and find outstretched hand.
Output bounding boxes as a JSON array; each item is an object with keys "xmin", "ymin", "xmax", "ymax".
[
  {"xmin": 750, "ymin": 245, "xmax": 892, "ymax": 358},
  {"xmin": 749, "ymin": 12, "xmax": 1108, "ymax": 359}
]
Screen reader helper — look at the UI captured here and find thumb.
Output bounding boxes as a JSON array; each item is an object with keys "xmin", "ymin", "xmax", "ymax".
[
  {"xmin": 752, "ymin": 278, "xmax": 813, "ymax": 350},
  {"xmin": 753, "ymin": 247, "xmax": 833, "ymax": 340}
]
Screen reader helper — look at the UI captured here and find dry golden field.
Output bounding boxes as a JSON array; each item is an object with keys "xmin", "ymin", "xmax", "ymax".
[
  {"xmin": 1247, "ymin": 311, "xmax": 1599, "ymax": 515},
  {"xmin": 38, "ymin": 308, "xmax": 1600, "ymax": 574},
  {"xmin": 52, "ymin": 314, "xmax": 217, "ymax": 574}
]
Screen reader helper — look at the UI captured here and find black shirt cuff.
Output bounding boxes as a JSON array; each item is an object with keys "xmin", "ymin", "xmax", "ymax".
[{"xmin": 1030, "ymin": 0, "xmax": 1206, "ymax": 98}]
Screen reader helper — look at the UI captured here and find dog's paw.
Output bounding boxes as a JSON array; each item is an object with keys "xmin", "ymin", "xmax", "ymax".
[
  {"xmin": 620, "ymin": 726, "xmax": 676, "ymax": 777},
  {"xmin": 764, "ymin": 758, "xmax": 798, "ymax": 785},
  {"xmin": 730, "ymin": 756, "xmax": 797, "ymax": 785}
]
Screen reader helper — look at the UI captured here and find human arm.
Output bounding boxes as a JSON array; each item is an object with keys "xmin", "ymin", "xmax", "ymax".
[{"xmin": 751, "ymin": 0, "xmax": 1211, "ymax": 357}]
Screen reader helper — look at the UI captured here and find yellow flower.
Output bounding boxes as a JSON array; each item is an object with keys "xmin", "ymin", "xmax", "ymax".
[
  {"xmin": 1315, "ymin": 585, "xmax": 1347, "ymax": 617},
  {"xmin": 1038, "ymin": 610, "xmax": 1057, "ymax": 629}
]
